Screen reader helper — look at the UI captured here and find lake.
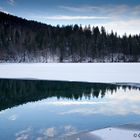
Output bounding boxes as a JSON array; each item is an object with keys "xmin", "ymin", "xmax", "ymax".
[{"xmin": 0, "ymin": 79, "xmax": 140, "ymax": 140}]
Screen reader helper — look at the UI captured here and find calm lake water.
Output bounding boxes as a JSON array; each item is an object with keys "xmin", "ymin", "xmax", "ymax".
[{"xmin": 0, "ymin": 79, "xmax": 140, "ymax": 140}]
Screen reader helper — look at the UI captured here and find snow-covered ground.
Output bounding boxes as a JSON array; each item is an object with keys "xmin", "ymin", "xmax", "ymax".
[
  {"xmin": 0, "ymin": 63, "xmax": 140, "ymax": 84},
  {"xmin": 90, "ymin": 126, "xmax": 139, "ymax": 140},
  {"xmin": 64, "ymin": 123, "xmax": 140, "ymax": 140}
]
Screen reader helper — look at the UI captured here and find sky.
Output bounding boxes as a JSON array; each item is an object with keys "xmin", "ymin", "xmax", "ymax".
[{"xmin": 0, "ymin": 0, "xmax": 140, "ymax": 35}]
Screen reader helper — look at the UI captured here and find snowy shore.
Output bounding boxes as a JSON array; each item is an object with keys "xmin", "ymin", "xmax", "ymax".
[
  {"xmin": 64, "ymin": 123, "xmax": 140, "ymax": 140},
  {"xmin": 0, "ymin": 63, "xmax": 140, "ymax": 84}
]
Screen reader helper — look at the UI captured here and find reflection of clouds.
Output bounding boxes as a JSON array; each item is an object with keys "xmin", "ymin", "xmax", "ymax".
[
  {"xmin": 60, "ymin": 108, "xmax": 96, "ymax": 115},
  {"xmin": 64, "ymin": 125, "xmax": 77, "ymax": 136},
  {"xmin": 42, "ymin": 127, "xmax": 56, "ymax": 137},
  {"xmin": 37, "ymin": 125, "xmax": 77, "ymax": 139},
  {"xmin": 42, "ymin": 101, "xmax": 106, "ymax": 106},
  {"xmin": 31, "ymin": 99, "xmax": 106, "ymax": 106},
  {"xmin": 0, "ymin": 110, "xmax": 6, "ymax": 115},
  {"xmin": 15, "ymin": 127, "xmax": 31, "ymax": 140},
  {"xmin": 107, "ymin": 89, "xmax": 140, "ymax": 102},
  {"xmin": 8, "ymin": 114, "xmax": 18, "ymax": 121},
  {"xmin": 36, "ymin": 137, "xmax": 44, "ymax": 140},
  {"xmin": 60, "ymin": 104, "xmax": 140, "ymax": 116},
  {"xmin": 37, "ymin": 127, "xmax": 56, "ymax": 140},
  {"xmin": 60, "ymin": 89, "xmax": 140, "ymax": 116}
]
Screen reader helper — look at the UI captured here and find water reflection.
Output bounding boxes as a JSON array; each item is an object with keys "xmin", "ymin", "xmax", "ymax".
[
  {"xmin": 0, "ymin": 79, "xmax": 139, "ymax": 111},
  {"xmin": 0, "ymin": 79, "xmax": 140, "ymax": 139}
]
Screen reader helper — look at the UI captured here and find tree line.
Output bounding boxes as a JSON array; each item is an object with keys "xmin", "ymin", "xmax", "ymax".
[{"xmin": 0, "ymin": 11, "xmax": 140, "ymax": 62}]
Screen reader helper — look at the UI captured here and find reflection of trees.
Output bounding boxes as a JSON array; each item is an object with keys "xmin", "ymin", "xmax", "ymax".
[{"xmin": 0, "ymin": 79, "xmax": 139, "ymax": 111}]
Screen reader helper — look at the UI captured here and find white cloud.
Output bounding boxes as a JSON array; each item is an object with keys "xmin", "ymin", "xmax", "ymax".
[
  {"xmin": 57, "ymin": 5, "xmax": 140, "ymax": 35},
  {"xmin": 59, "ymin": 5, "xmax": 140, "ymax": 18},
  {"xmin": 59, "ymin": 5, "xmax": 100, "ymax": 12},
  {"xmin": 25, "ymin": 4, "xmax": 140, "ymax": 35},
  {"xmin": 95, "ymin": 19, "xmax": 140, "ymax": 36},
  {"xmin": 7, "ymin": 0, "xmax": 15, "ymax": 6},
  {"xmin": 44, "ymin": 16, "xmax": 140, "ymax": 35},
  {"xmin": 34, "ymin": 15, "xmax": 109, "ymax": 20}
]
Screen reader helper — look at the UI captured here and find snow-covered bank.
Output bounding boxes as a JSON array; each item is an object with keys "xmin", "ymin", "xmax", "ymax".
[
  {"xmin": 90, "ymin": 127, "xmax": 139, "ymax": 140},
  {"xmin": 0, "ymin": 63, "xmax": 140, "ymax": 83},
  {"xmin": 64, "ymin": 123, "xmax": 140, "ymax": 140}
]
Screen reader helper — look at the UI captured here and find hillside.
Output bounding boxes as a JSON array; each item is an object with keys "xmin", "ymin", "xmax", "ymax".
[{"xmin": 0, "ymin": 11, "xmax": 140, "ymax": 62}]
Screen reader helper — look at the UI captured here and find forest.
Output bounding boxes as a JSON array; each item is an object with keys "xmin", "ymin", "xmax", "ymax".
[
  {"xmin": 0, "ymin": 11, "xmax": 140, "ymax": 62},
  {"xmin": 0, "ymin": 79, "xmax": 138, "ymax": 111}
]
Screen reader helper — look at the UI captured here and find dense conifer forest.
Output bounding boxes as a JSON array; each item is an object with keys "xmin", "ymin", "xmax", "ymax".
[{"xmin": 0, "ymin": 11, "xmax": 140, "ymax": 62}]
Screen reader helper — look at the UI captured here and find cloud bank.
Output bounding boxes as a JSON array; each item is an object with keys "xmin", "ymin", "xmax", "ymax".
[
  {"xmin": 45, "ymin": 15, "xmax": 109, "ymax": 20},
  {"xmin": 59, "ymin": 5, "xmax": 140, "ymax": 18}
]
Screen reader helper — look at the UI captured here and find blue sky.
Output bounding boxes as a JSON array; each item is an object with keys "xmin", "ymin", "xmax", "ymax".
[{"xmin": 0, "ymin": 0, "xmax": 140, "ymax": 35}]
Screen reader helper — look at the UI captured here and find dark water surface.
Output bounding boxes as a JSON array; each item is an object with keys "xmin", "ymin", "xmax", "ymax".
[{"xmin": 0, "ymin": 79, "xmax": 140, "ymax": 140}]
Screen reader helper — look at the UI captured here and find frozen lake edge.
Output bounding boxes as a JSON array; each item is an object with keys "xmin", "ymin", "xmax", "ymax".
[
  {"xmin": 64, "ymin": 123, "xmax": 140, "ymax": 140},
  {"xmin": 0, "ymin": 63, "xmax": 140, "ymax": 85}
]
